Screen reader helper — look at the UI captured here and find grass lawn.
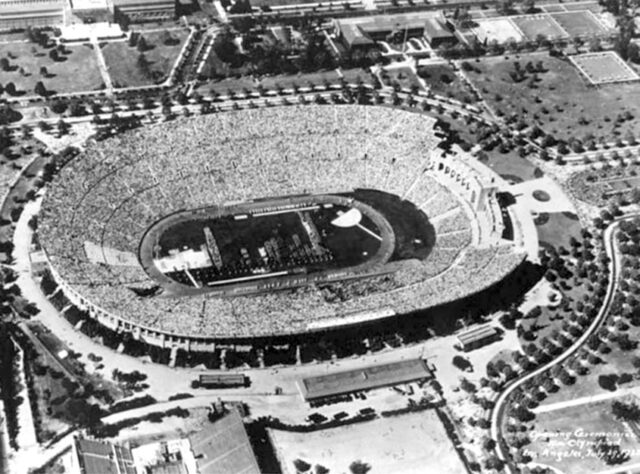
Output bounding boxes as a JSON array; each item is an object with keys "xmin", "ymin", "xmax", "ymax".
[
  {"xmin": 518, "ymin": 213, "xmax": 583, "ymax": 344},
  {"xmin": 519, "ymin": 274, "xmax": 585, "ymax": 344},
  {"xmin": 539, "ymin": 309, "xmax": 640, "ymax": 405},
  {"xmin": 481, "ymin": 149, "xmax": 542, "ymax": 183},
  {"xmin": 416, "ymin": 63, "xmax": 478, "ymax": 103},
  {"xmin": 199, "ymin": 68, "xmax": 375, "ymax": 96},
  {"xmin": 102, "ymin": 29, "xmax": 189, "ymax": 88},
  {"xmin": 466, "ymin": 52, "xmax": 640, "ymax": 141},
  {"xmin": 382, "ymin": 66, "xmax": 424, "ymax": 92},
  {"xmin": 0, "ymin": 42, "xmax": 103, "ymax": 96},
  {"xmin": 550, "ymin": 11, "xmax": 607, "ymax": 36},
  {"xmin": 542, "ymin": 345, "xmax": 640, "ymax": 406},
  {"xmin": 526, "ymin": 402, "xmax": 640, "ymax": 473},
  {"xmin": 536, "ymin": 212, "xmax": 582, "ymax": 250}
]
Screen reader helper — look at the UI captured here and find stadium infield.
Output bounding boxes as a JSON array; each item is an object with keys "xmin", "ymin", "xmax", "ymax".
[{"xmin": 139, "ymin": 194, "xmax": 398, "ymax": 297}]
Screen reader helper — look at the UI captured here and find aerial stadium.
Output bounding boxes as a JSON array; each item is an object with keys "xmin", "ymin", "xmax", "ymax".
[{"xmin": 38, "ymin": 105, "xmax": 531, "ymax": 351}]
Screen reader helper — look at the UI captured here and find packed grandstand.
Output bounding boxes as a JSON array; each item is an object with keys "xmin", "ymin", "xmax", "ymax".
[{"xmin": 38, "ymin": 105, "xmax": 527, "ymax": 343}]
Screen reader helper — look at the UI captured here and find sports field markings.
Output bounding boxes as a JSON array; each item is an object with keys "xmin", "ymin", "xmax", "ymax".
[
  {"xmin": 206, "ymin": 270, "xmax": 289, "ymax": 286},
  {"xmin": 357, "ymin": 223, "xmax": 383, "ymax": 241},
  {"xmin": 547, "ymin": 14, "xmax": 570, "ymax": 38},
  {"xmin": 569, "ymin": 51, "xmax": 640, "ymax": 85},
  {"xmin": 184, "ymin": 268, "xmax": 200, "ymax": 287},
  {"xmin": 253, "ymin": 205, "xmax": 321, "ymax": 217}
]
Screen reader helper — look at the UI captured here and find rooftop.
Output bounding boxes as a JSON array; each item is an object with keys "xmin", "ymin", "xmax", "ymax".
[
  {"xmin": 112, "ymin": 0, "xmax": 174, "ymax": 7},
  {"xmin": 188, "ymin": 410, "xmax": 260, "ymax": 474},
  {"xmin": 0, "ymin": 0, "xmax": 64, "ymax": 14},
  {"xmin": 457, "ymin": 324, "xmax": 498, "ymax": 345},
  {"xmin": 423, "ymin": 17, "xmax": 454, "ymax": 40},
  {"xmin": 299, "ymin": 358, "xmax": 433, "ymax": 400},
  {"xmin": 336, "ymin": 11, "xmax": 443, "ymax": 32},
  {"xmin": 74, "ymin": 438, "xmax": 137, "ymax": 474},
  {"xmin": 335, "ymin": 11, "xmax": 445, "ymax": 47}
]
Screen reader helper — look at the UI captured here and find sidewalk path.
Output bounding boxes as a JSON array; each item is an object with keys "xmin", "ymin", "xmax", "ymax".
[
  {"xmin": 533, "ymin": 387, "xmax": 640, "ymax": 414},
  {"xmin": 91, "ymin": 38, "xmax": 113, "ymax": 94}
]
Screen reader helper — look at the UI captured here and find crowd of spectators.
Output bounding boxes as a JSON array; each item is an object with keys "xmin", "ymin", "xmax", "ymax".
[{"xmin": 38, "ymin": 105, "xmax": 524, "ymax": 338}]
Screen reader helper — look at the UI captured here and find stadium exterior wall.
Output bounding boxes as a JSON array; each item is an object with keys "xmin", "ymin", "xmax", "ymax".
[{"xmin": 45, "ymin": 245, "xmax": 527, "ymax": 354}]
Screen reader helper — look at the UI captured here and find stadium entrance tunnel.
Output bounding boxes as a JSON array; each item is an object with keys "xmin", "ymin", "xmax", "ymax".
[{"xmin": 138, "ymin": 191, "xmax": 436, "ymax": 297}]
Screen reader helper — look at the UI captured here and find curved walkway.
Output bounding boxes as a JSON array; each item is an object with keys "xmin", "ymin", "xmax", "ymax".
[{"xmin": 490, "ymin": 215, "xmax": 631, "ymax": 473}]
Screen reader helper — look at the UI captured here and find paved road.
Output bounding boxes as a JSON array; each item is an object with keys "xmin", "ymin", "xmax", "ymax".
[{"xmin": 491, "ymin": 216, "xmax": 630, "ymax": 473}]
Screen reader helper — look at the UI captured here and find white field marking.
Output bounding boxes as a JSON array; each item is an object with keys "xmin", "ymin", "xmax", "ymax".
[
  {"xmin": 357, "ymin": 223, "xmax": 382, "ymax": 241},
  {"xmin": 184, "ymin": 268, "xmax": 200, "ymax": 288},
  {"xmin": 253, "ymin": 205, "xmax": 320, "ymax": 217},
  {"xmin": 206, "ymin": 270, "xmax": 289, "ymax": 286}
]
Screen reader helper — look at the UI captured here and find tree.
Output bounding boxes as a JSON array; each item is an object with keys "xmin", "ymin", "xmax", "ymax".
[
  {"xmin": 50, "ymin": 98, "xmax": 67, "ymax": 114},
  {"xmin": 137, "ymin": 35, "xmax": 148, "ymax": 52},
  {"xmin": 482, "ymin": 437, "xmax": 496, "ymax": 451},
  {"xmin": 594, "ymin": 436, "xmax": 630, "ymax": 465},
  {"xmin": 0, "ymin": 57, "xmax": 9, "ymax": 71},
  {"xmin": 612, "ymin": 400, "xmax": 640, "ymax": 421},
  {"xmin": 598, "ymin": 374, "xmax": 618, "ymax": 391},
  {"xmin": 349, "ymin": 460, "xmax": 371, "ymax": 474},
  {"xmin": 4, "ymin": 82, "xmax": 16, "ymax": 96},
  {"xmin": 314, "ymin": 465, "xmax": 330, "ymax": 474},
  {"xmin": 460, "ymin": 378, "xmax": 477, "ymax": 393},
  {"xmin": 484, "ymin": 455, "xmax": 504, "ymax": 471},
  {"xmin": 293, "ymin": 459, "xmax": 311, "ymax": 473},
  {"xmin": 34, "ymin": 81, "xmax": 47, "ymax": 97},
  {"xmin": 452, "ymin": 355, "xmax": 472, "ymax": 371},
  {"xmin": 57, "ymin": 119, "xmax": 69, "ymax": 136},
  {"xmin": 160, "ymin": 29, "xmax": 176, "ymax": 45},
  {"xmin": 477, "ymin": 418, "xmax": 491, "ymax": 429},
  {"xmin": 137, "ymin": 53, "xmax": 150, "ymax": 78},
  {"xmin": 128, "ymin": 32, "xmax": 138, "ymax": 47},
  {"xmin": 213, "ymin": 26, "xmax": 241, "ymax": 67},
  {"xmin": 616, "ymin": 333, "xmax": 637, "ymax": 351}
]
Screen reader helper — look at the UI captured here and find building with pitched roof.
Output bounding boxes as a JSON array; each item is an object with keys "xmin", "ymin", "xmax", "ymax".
[
  {"xmin": 456, "ymin": 324, "xmax": 499, "ymax": 352},
  {"xmin": 0, "ymin": 0, "xmax": 65, "ymax": 30},
  {"xmin": 70, "ymin": 437, "xmax": 137, "ymax": 474},
  {"xmin": 112, "ymin": 0, "xmax": 175, "ymax": 23},
  {"xmin": 298, "ymin": 358, "xmax": 433, "ymax": 401},
  {"xmin": 188, "ymin": 410, "xmax": 261, "ymax": 474},
  {"xmin": 333, "ymin": 12, "xmax": 456, "ymax": 51}
]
